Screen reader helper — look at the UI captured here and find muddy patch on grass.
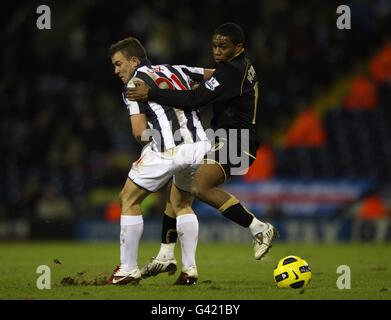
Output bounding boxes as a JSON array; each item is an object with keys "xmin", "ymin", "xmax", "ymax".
[{"xmin": 60, "ymin": 272, "xmax": 109, "ymax": 286}]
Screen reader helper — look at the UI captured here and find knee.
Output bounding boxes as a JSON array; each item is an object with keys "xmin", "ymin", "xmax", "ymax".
[
  {"xmin": 119, "ymin": 189, "xmax": 132, "ymax": 209},
  {"xmin": 118, "ymin": 191, "xmax": 123, "ymax": 210},
  {"xmin": 172, "ymin": 202, "xmax": 193, "ymax": 215},
  {"xmin": 190, "ymin": 181, "xmax": 208, "ymax": 200},
  {"xmin": 170, "ymin": 194, "xmax": 193, "ymax": 214},
  {"xmin": 190, "ymin": 184, "xmax": 200, "ymax": 199},
  {"xmin": 119, "ymin": 189, "xmax": 125, "ymax": 202}
]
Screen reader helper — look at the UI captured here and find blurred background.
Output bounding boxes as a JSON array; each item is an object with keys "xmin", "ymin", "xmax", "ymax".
[{"xmin": 1, "ymin": 0, "xmax": 391, "ymax": 243}]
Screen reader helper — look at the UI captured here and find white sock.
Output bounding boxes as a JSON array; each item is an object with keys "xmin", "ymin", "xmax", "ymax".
[
  {"xmin": 120, "ymin": 215, "xmax": 143, "ymax": 272},
  {"xmin": 156, "ymin": 243, "xmax": 176, "ymax": 260},
  {"xmin": 176, "ymin": 213, "xmax": 198, "ymax": 270},
  {"xmin": 249, "ymin": 218, "xmax": 268, "ymax": 236}
]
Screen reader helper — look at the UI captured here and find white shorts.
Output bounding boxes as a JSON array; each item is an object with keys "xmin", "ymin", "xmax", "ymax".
[{"xmin": 128, "ymin": 140, "xmax": 211, "ymax": 192}]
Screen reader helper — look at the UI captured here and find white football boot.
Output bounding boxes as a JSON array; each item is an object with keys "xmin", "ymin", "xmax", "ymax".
[
  {"xmin": 140, "ymin": 257, "xmax": 178, "ymax": 278},
  {"xmin": 108, "ymin": 266, "xmax": 141, "ymax": 285},
  {"xmin": 253, "ymin": 223, "xmax": 279, "ymax": 260},
  {"xmin": 174, "ymin": 266, "xmax": 198, "ymax": 285}
]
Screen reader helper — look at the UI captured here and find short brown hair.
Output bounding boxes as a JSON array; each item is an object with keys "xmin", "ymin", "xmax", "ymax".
[{"xmin": 109, "ymin": 37, "xmax": 147, "ymax": 60}]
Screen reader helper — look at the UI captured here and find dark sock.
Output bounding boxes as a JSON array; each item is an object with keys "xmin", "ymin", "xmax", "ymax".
[
  {"xmin": 161, "ymin": 213, "xmax": 178, "ymax": 243},
  {"xmin": 221, "ymin": 203, "xmax": 254, "ymax": 227}
]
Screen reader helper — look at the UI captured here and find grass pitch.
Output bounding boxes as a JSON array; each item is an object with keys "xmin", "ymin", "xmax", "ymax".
[{"xmin": 0, "ymin": 241, "xmax": 390, "ymax": 300}]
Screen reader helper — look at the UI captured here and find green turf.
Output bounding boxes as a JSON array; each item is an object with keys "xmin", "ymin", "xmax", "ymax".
[{"xmin": 0, "ymin": 241, "xmax": 390, "ymax": 300}]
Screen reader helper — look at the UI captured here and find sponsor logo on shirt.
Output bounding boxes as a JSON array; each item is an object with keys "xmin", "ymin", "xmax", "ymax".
[{"xmin": 205, "ymin": 77, "xmax": 220, "ymax": 91}]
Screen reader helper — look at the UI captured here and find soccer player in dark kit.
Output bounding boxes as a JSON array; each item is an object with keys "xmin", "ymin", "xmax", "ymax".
[{"xmin": 127, "ymin": 23, "xmax": 278, "ymax": 277}]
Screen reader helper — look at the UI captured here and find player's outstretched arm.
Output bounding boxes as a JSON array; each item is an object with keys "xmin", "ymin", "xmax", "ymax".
[
  {"xmin": 124, "ymin": 69, "xmax": 214, "ymax": 102},
  {"xmin": 126, "ymin": 65, "xmax": 240, "ymax": 111}
]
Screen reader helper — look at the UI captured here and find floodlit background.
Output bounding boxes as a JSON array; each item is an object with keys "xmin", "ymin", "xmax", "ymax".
[{"xmin": 1, "ymin": 0, "xmax": 391, "ymax": 243}]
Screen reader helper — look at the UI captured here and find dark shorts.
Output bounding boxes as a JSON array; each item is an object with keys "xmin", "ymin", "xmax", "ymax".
[{"xmin": 204, "ymin": 131, "xmax": 259, "ymax": 181}]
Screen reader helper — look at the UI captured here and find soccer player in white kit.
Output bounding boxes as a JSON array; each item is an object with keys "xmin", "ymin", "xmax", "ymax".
[{"xmin": 108, "ymin": 37, "xmax": 213, "ymax": 285}]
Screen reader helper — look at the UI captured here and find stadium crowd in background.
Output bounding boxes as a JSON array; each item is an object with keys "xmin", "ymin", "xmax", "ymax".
[{"xmin": 1, "ymin": 0, "xmax": 391, "ymax": 228}]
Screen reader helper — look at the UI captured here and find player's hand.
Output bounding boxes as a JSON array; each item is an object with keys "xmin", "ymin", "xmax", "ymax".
[{"xmin": 126, "ymin": 82, "xmax": 149, "ymax": 101}]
